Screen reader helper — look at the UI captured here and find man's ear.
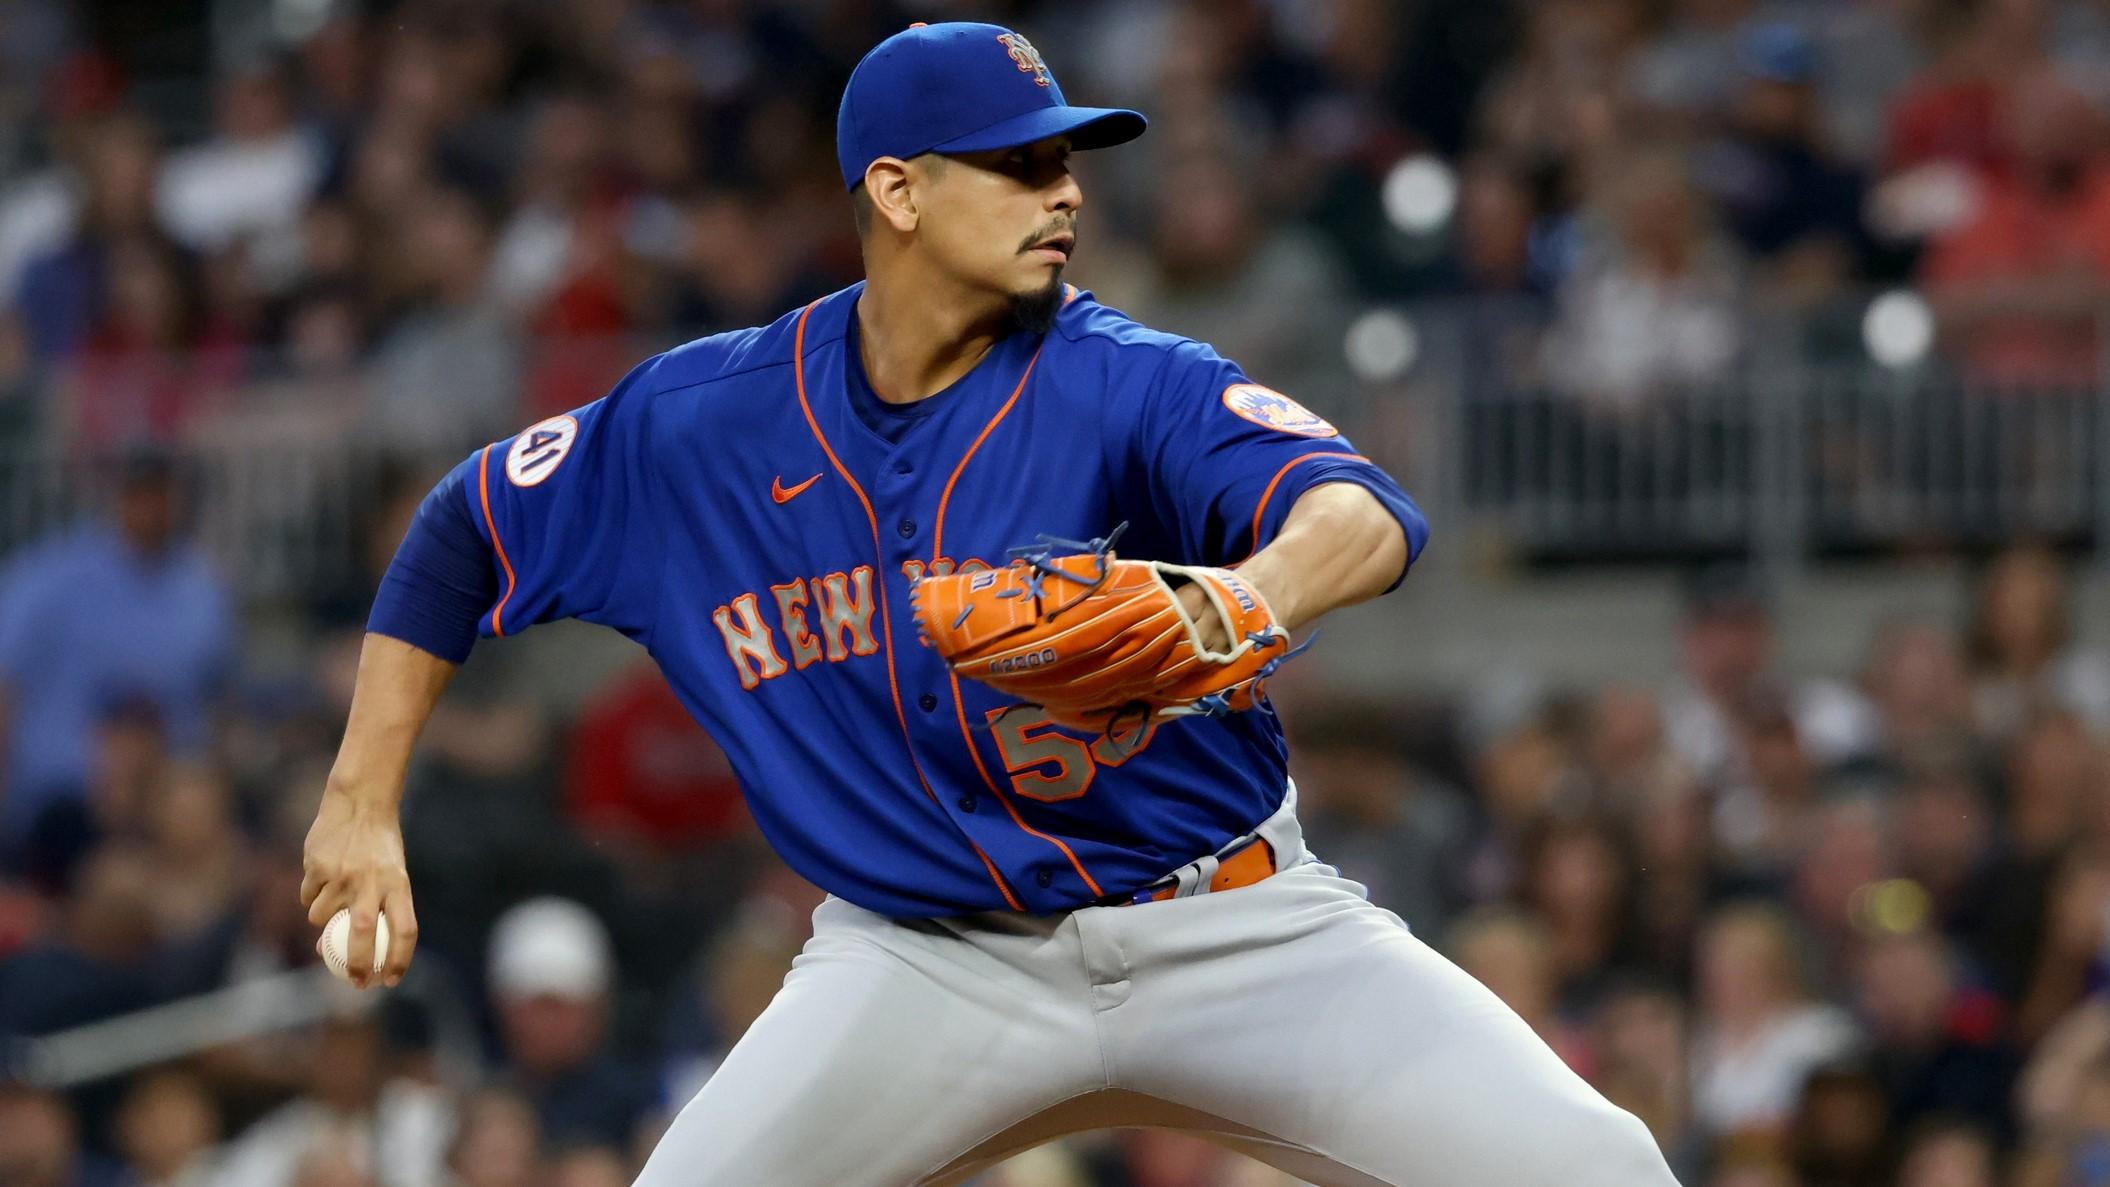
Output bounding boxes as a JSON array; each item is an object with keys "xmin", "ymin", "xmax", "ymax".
[{"xmin": 865, "ymin": 158, "xmax": 920, "ymax": 233}]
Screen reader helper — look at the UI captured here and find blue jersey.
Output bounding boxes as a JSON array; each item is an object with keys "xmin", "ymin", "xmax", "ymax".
[{"xmin": 448, "ymin": 283, "xmax": 1427, "ymax": 917}]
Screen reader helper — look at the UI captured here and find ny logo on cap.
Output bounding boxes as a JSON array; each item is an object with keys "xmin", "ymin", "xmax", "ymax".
[{"xmin": 996, "ymin": 33, "xmax": 1051, "ymax": 87}]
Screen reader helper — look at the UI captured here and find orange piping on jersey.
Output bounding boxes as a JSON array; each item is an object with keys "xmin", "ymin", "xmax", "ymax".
[
  {"xmin": 945, "ymin": 672, "xmax": 1106, "ymax": 897},
  {"xmin": 930, "ymin": 345, "xmax": 1040, "ymax": 562},
  {"xmin": 1243, "ymin": 451, "xmax": 1371, "ymax": 562},
  {"xmin": 1062, "ymin": 283, "xmax": 1077, "ymax": 305},
  {"xmin": 925, "ymin": 344, "xmax": 1106, "ymax": 896},
  {"xmin": 791, "ymin": 299, "xmax": 1022, "ymax": 911},
  {"xmin": 477, "ymin": 444, "xmax": 520, "ymax": 638}
]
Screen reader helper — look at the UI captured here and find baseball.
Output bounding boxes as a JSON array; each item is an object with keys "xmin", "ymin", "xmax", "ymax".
[{"xmin": 319, "ymin": 909, "xmax": 391, "ymax": 981}]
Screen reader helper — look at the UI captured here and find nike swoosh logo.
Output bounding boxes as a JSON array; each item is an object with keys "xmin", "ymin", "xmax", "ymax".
[{"xmin": 772, "ymin": 473, "xmax": 823, "ymax": 504}]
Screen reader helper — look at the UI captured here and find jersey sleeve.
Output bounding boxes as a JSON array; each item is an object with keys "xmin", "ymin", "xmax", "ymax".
[
  {"xmin": 1130, "ymin": 340, "xmax": 1429, "ymax": 585},
  {"xmin": 460, "ymin": 355, "xmax": 669, "ymax": 642}
]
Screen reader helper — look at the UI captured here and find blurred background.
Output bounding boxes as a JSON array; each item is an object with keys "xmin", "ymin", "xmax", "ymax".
[{"xmin": 2, "ymin": 0, "xmax": 2109, "ymax": 1184}]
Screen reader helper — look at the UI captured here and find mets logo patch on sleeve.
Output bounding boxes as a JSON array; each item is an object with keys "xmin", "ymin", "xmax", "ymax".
[
  {"xmin": 506, "ymin": 415, "xmax": 580, "ymax": 486},
  {"xmin": 1221, "ymin": 384, "xmax": 1338, "ymax": 438}
]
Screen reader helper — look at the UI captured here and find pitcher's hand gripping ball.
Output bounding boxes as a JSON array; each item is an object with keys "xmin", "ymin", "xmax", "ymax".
[
  {"xmin": 319, "ymin": 908, "xmax": 391, "ymax": 982},
  {"xmin": 910, "ymin": 527, "xmax": 1307, "ymax": 733}
]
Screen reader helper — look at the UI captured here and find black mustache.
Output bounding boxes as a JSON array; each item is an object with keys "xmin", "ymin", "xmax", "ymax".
[{"xmin": 1020, "ymin": 223, "xmax": 1076, "ymax": 252}]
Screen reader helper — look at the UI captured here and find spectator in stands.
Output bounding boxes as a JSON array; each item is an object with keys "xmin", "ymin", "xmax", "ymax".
[
  {"xmin": 1967, "ymin": 545, "xmax": 2110, "ymax": 738},
  {"xmin": 137, "ymin": 763, "xmax": 247, "ymax": 945},
  {"xmin": 2011, "ymin": 711, "xmax": 2101, "ymax": 856},
  {"xmin": 1547, "ymin": 146, "xmax": 1743, "ymax": 411},
  {"xmin": 1705, "ymin": 1148, "xmax": 1799, "ymax": 1187},
  {"xmin": 115, "ymin": 1068, "xmax": 223, "ymax": 1187},
  {"xmin": 1290, "ymin": 700, "xmax": 1472, "ymax": 936},
  {"xmin": 1515, "ymin": 811, "xmax": 1644, "ymax": 1012},
  {"xmin": 1884, "ymin": 0, "xmax": 2049, "ymax": 182},
  {"xmin": 0, "ymin": 1082, "xmax": 123, "ymax": 1187},
  {"xmin": 1662, "ymin": 566, "xmax": 1778, "ymax": 788},
  {"xmin": 12, "ymin": 110, "xmax": 167, "ymax": 363},
  {"xmin": 1786, "ymin": 1059, "xmax": 1893, "ymax": 1187},
  {"xmin": 1626, "ymin": 0, "xmax": 1761, "ymax": 125},
  {"xmin": 1789, "ymin": 796, "xmax": 1896, "ymax": 964},
  {"xmin": 1922, "ymin": 68, "xmax": 2110, "ymax": 387},
  {"xmin": 155, "ymin": 60, "xmax": 325, "ymax": 257},
  {"xmin": 546, "ymin": 1147, "xmax": 629, "ymax": 1187},
  {"xmin": 0, "ymin": 453, "xmax": 232, "ymax": 851},
  {"xmin": 1855, "ymin": 927, "xmax": 2017, "ymax": 1141},
  {"xmin": 1959, "ymin": 711, "xmax": 2102, "ymax": 1010},
  {"xmin": 2016, "ymin": 996, "xmax": 2110, "ymax": 1178},
  {"xmin": 662, "ymin": 190, "xmax": 815, "ymax": 336},
  {"xmin": 1690, "ymin": 903, "xmax": 1861, "ymax": 1139},
  {"xmin": 1129, "ymin": 148, "xmax": 1354, "ymax": 398},
  {"xmin": 489, "ymin": 94, "xmax": 614, "ymax": 321},
  {"xmin": 2011, "ymin": 848, "xmax": 2110, "ymax": 1045},
  {"xmin": 0, "ymin": 844, "xmax": 160, "ymax": 1036},
  {"xmin": 1474, "ymin": 0, "xmax": 1638, "ymax": 206},
  {"xmin": 364, "ymin": 187, "xmax": 518, "ymax": 460},
  {"xmin": 215, "ymin": 1012, "xmax": 452, "ymax": 1187},
  {"xmin": 1696, "ymin": 22, "xmax": 1870, "ymax": 305},
  {"xmin": 1623, "ymin": 762, "xmax": 1714, "ymax": 983},
  {"xmin": 1713, "ymin": 694, "xmax": 1822, "ymax": 898},
  {"xmin": 1451, "ymin": 156, "xmax": 1545, "ymax": 295},
  {"xmin": 564, "ymin": 663, "xmax": 749, "ymax": 860},
  {"xmin": 1892, "ymin": 769, "xmax": 1996, "ymax": 932},
  {"xmin": 1893, "ymin": 1117, "xmax": 1998, "ymax": 1187},
  {"xmin": 288, "ymin": 1135, "xmax": 377, "ymax": 1187},
  {"xmin": 1814, "ymin": 618, "xmax": 1978, "ymax": 778},
  {"xmin": 487, "ymin": 897, "xmax": 652, "ymax": 1151},
  {"xmin": 444, "ymin": 1089, "xmax": 541, "ymax": 1187},
  {"xmin": 60, "ymin": 234, "xmax": 242, "ymax": 454},
  {"xmin": 14, "ymin": 692, "xmax": 164, "ymax": 894},
  {"xmin": 1582, "ymin": 684, "xmax": 1671, "ymax": 800}
]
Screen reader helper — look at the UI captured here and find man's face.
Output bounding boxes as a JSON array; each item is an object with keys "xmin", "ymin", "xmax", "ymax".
[
  {"xmin": 118, "ymin": 478, "xmax": 176, "ymax": 553},
  {"xmin": 914, "ymin": 136, "xmax": 1080, "ymax": 317},
  {"xmin": 499, "ymin": 992, "xmax": 606, "ymax": 1077}
]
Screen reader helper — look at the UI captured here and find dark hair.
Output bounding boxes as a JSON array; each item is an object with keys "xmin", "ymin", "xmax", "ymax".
[
  {"xmin": 851, "ymin": 185, "xmax": 873, "ymax": 237},
  {"xmin": 1964, "ymin": 545, "xmax": 2068, "ymax": 674}
]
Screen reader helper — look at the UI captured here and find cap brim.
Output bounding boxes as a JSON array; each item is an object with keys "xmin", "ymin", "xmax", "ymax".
[{"xmin": 931, "ymin": 105, "xmax": 1147, "ymax": 157}]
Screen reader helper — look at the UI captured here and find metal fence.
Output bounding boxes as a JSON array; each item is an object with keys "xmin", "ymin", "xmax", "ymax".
[
  {"xmin": 1357, "ymin": 297, "xmax": 2109, "ymax": 579},
  {"xmin": 1, "ymin": 301, "xmax": 2106, "ymax": 605}
]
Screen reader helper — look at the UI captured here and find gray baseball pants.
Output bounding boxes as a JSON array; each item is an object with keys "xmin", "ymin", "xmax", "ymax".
[{"xmin": 633, "ymin": 791, "xmax": 1679, "ymax": 1186}]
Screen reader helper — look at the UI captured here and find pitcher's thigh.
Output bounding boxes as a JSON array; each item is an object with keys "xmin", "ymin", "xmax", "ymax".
[
  {"xmin": 634, "ymin": 936, "xmax": 1094, "ymax": 1187},
  {"xmin": 1125, "ymin": 886, "xmax": 1676, "ymax": 1186}
]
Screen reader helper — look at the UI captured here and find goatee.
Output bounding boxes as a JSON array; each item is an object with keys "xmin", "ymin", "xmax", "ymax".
[{"xmin": 1007, "ymin": 276, "xmax": 1064, "ymax": 335}]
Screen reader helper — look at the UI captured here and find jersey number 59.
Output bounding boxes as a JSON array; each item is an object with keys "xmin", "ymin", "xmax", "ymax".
[{"xmin": 983, "ymin": 707, "xmax": 1157, "ymax": 802}]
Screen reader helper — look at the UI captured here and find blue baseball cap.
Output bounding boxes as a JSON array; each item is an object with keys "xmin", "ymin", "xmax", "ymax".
[
  {"xmin": 1738, "ymin": 21, "xmax": 1817, "ymax": 84},
  {"xmin": 836, "ymin": 22, "xmax": 1147, "ymax": 191}
]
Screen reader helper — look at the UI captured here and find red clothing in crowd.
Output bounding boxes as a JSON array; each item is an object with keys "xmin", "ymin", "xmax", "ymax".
[
  {"xmin": 1922, "ymin": 166, "xmax": 2110, "ymax": 387},
  {"xmin": 565, "ymin": 664, "xmax": 749, "ymax": 850}
]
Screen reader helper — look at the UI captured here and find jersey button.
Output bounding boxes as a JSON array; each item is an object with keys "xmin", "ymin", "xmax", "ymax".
[
  {"xmin": 956, "ymin": 795, "xmax": 977, "ymax": 812},
  {"xmin": 1036, "ymin": 870, "xmax": 1053, "ymax": 888},
  {"xmin": 894, "ymin": 459, "xmax": 914, "ymax": 475},
  {"xmin": 918, "ymin": 693, "xmax": 937, "ymax": 712},
  {"xmin": 897, "ymin": 519, "xmax": 917, "ymax": 538}
]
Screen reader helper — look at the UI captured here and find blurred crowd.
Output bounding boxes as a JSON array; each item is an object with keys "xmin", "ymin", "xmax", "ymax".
[
  {"xmin": 4, "ymin": 0, "xmax": 2110, "ymax": 1186},
  {"xmin": 12, "ymin": 0, "xmax": 2110, "ymax": 459}
]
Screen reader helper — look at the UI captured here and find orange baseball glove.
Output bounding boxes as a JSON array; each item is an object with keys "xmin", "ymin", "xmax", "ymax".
[{"xmin": 908, "ymin": 528, "xmax": 1305, "ymax": 734}]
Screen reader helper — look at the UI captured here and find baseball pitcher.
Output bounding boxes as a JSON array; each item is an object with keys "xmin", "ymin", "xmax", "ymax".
[{"xmin": 301, "ymin": 22, "xmax": 1680, "ymax": 1187}]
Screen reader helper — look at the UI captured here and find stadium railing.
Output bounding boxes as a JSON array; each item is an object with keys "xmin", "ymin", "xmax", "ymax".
[{"xmin": 0, "ymin": 301, "xmax": 2105, "ymax": 605}]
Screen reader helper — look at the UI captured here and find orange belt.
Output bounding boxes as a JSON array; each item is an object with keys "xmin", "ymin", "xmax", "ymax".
[{"xmin": 1100, "ymin": 836, "xmax": 1278, "ymax": 907}]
